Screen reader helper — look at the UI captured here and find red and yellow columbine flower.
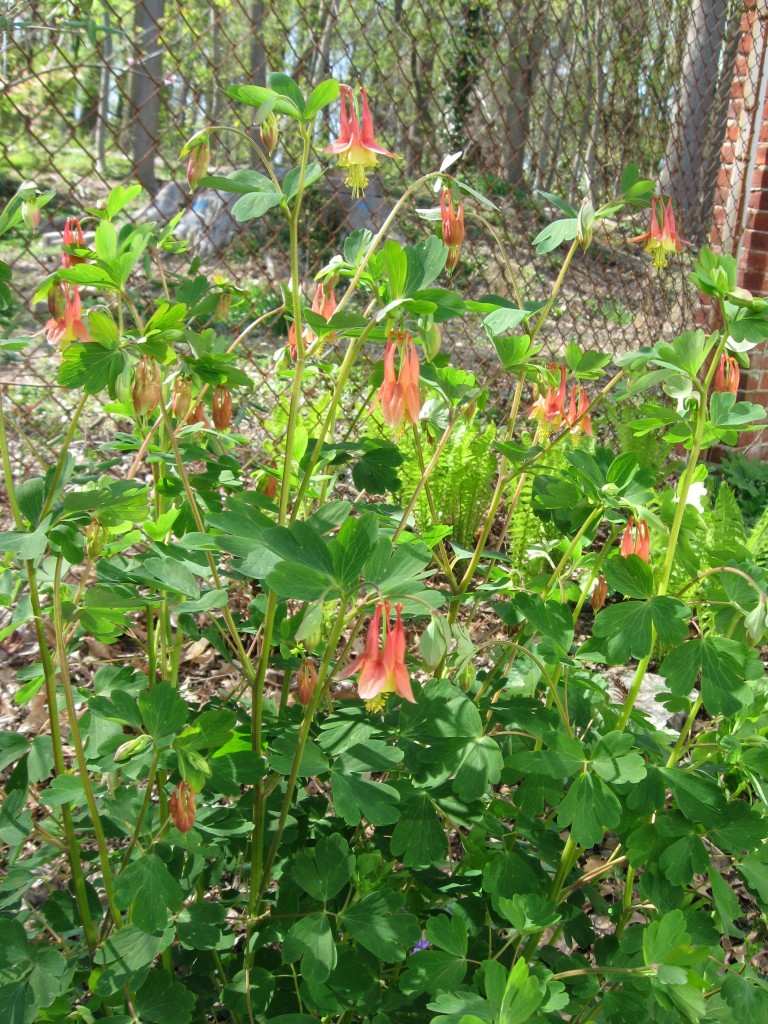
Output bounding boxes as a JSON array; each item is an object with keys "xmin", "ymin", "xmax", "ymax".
[
  {"xmin": 441, "ymin": 188, "xmax": 465, "ymax": 274},
  {"xmin": 565, "ymin": 386, "xmax": 593, "ymax": 435},
  {"xmin": 287, "ymin": 283, "xmax": 337, "ymax": 360},
  {"xmin": 529, "ymin": 365, "xmax": 567, "ymax": 427},
  {"xmin": 620, "ymin": 516, "xmax": 651, "ymax": 563},
  {"xmin": 62, "ymin": 217, "xmax": 85, "ymax": 268},
  {"xmin": 629, "ymin": 196, "xmax": 691, "ymax": 269},
  {"xmin": 45, "ymin": 285, "xmax": 91, "ymax": 349},
  {"xmin": 325, "ymin": 85, "xmax": 395, "ymax": 198},
  {"xmin": 374, "ymin": 331, "xmax": 421, "ymax": 428},
  {"xmin": 337, "ymin": 602, "xmax": 416, "ymax": 711},
  {"xmin": 713, "ymin": 353, "xmax": 740, "ymax": 396}
]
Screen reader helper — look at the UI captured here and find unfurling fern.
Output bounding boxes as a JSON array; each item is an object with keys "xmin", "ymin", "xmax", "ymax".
[
  {"xmin": 708, "ymin": 481, "xmax": 746, "ymax": 556},
  {"xmin": 748, "ymin": 503, "xmax": 768, "ymax": 565},
  {"xmin": 396, "ymin": 417, "xmax": 496, "ymax": 548},
  {"xmin": 506, "ymin": 469, "xmax": 543, "ymax": 573}
]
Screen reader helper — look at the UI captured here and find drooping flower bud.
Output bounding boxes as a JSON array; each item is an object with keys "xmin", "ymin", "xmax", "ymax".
[
  {"xmin": 169, "ymin": 779, "xmax": 196, "ymax": 833},
  {"xmin": 171, "ymin": 376, "xmax": 192, "ymax": 420},
  {"xmin": 297, "ymin": 661, "xmax": 318, "ymax": 706},
  {"xmin": 260, "ymin": 460, "xmax": 278, "ymax": 499},
  {"xmin": 565, "ymin": 386, "xmax": 593, "ymax": 436},
  {"xmin": 440, "ymin": 188, "xmax": 465, "ymax": 274},
  {"xmin": 212, "ymin": 385, "xmax": 232, "ymax": 430},
  {"xmin": 22, "ymin": 199, "xmax": 41, "ymax": 231},
  {"xmin": 260, "ymin": 113, "xmax": 279, "ymax": 156},
  {"xmin": 620, "ymin": 516, "xmax": 651, "ymax": 563},
  {"xmin": 577, "ymin": 198, "xmax": 595, "ymax": 252},
  {"xmin": 375, "ymin": 331, "xmax": 421, "ymax": 429},
  {"xmin": 85, "ymin": 519, "xmax": 108, "ymax": 560},
  {"xmin": 114, "ymin": 733, "xmax": 152, "ymax": 762},
  {"xmin": 47, "ymin": 281, "xmax": 68, "ymax": 320},
  {"xmin": 187, "ymin": 141, "xmax": 210, "ymax": 192},
  {"xmin": 421, "ymin": 321, "xmax": 442, "ymax": 362},
  {"xmin": 62, "ymin": 217, "xmax": 85, "ymax": 268},
  {"xmin": 215, "ymin": 290, "xmax": 231, "ymax": 321},
  {"xmin": 590, "ymin": 574, "xmax": 608, "ymax": 612},
  {"xmin": 132, "ymin": 355, "xmax": 162, "ymax": 417},
  {"xmin": 188, "ymin": 402, "xmax": 211, "ymax": 428},
  {"xmin": 713, "ymin": 354, "xmax": 740, "ymax": 396}
]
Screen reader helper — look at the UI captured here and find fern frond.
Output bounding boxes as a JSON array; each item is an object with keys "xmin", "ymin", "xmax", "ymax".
[
  {"xmin": 747, "ymin": 503, "xmax": 768, "ymax": 565},
  {"xmin": 506, "ymin": 471, "xmax": 542, "ymax": 572},
  {"xmin": 708, "ymin": 482, "xmax": 746, "ymax": 555},
  {"xmin": 395, "ymin": 417, "xmax": 497, "ymax": 548}
]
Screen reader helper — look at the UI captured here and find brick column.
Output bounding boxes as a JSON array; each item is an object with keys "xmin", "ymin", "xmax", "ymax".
[{"xmin": 709, "ymin": 0, "xmax": 768, "ymax": 454}]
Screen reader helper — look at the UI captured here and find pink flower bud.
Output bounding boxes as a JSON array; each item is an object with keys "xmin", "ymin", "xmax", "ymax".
[
  {"xmin": 260, "ymin": 113, "xmax": 279, "ymax": 156},
  {"xmin": 47, "ymin": 281, "xmax": 68, "ymax": 320},
  {"xmin": 215, "ymin": 290, "xmax": 231, "ymax": 321},
  {"xmin": 132, "ymin": 355, "xmax": 162, "ymax": 417},
  {"xmin": 441, "ymin": 189, "xmax": 465, "ymax": 274},
  {"xmin": 713, "ymin": 354, "xmax": 739, "ymax": 396},
  {"xmin": 187, "ymin": 142, "xmax": 210, "ymax": 192},
  {"xmin": 85, "ymin": 519, "xmax": 108, "ymax": 560},
  {"xmin": 169, "ymin": 779, "xmax": 196, "ymax": 833},
  {"xmin": 22, "ymin": 199, "xmax": 41, "ymax": 231},
  {"xmin": 620, "ymin": 517, "xmax": 651, "ymax": 563},
  {"xmin": 297, "ymin": 661, "xmax": 318, "ymax": 707},
  {"xmin": 590, "ymin": 574, "xmax": 608, "ymax": 612},
  {"xmin": 171, "ymin": 377, "xmax": 192, "ymax": 420},
  {"xmin": 212, "ymin": 385, "xmax": 232, "ymax": 430}
]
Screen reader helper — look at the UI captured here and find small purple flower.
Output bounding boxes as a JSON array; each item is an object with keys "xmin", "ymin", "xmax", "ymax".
[{"xmin": 411, "ymin": 938, "xmax": 430, "ymax": 954}]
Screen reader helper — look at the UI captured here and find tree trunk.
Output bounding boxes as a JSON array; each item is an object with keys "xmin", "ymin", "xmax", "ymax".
[
  {"xmin": 96, "ymin": 10, "xmax": 112, "ymax": 176},
  {"xmin": 129, "ymin": 0, "xmax": 165, "ymax": 192},
  {"xmin": 250, "ymin": 0, "xmax": 266, "ymax": 88},
  {"xmin": 658, "ymin": 0, "xmax": 729, "ymax": 241},
  {"xmin": 405, "ymin": 41, "xmax": 435, "ymax": 176},
  {"xmin": 448, "ymin": 2, "xmax": 486, "ymax": 158},
  {"xmin": 503, "ymin": 6, "xmax": 545, "ymax": 190},
  {"xmin": 210, "ymin": 6, "xmax": 223, "ymax": 123},
  {"xmin": 581, "ymin": 6, "xmax": 604, "ymax": 199},
  {"xmin": 249, "ymin": 0, "xmax": 267, "ymax": 168},
  {"xmin": 532, "ymin": 9, "xmax": 573, "ymax": 192}
]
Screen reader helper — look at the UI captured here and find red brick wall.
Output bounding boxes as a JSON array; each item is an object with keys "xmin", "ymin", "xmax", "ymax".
[{"xmin": 709, "ymin": 0, "xmax": 768, "ymax": 454}]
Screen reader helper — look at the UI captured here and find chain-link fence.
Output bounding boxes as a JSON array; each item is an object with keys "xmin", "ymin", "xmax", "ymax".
[{"xmin": 0, "ymin": 0, "xmax": 755, "ymax": 467}]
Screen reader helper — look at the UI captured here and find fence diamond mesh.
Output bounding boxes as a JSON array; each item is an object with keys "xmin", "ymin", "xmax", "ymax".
[{"xmin": 0, "ymin": 0, "xmax": 756, "ymax": 470}]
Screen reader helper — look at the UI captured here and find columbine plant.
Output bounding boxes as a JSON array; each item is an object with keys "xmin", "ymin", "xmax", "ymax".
[{"xmin": 1, "ymin": 72, "xmax": 768, "ymax": 1024}]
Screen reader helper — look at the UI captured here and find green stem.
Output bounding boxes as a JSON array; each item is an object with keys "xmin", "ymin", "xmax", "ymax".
[
  {"xmin": 613, "ymin": 866, "xmax": 636, "ymax": 941},
  {"xmin": 542, "ymin": 506, "xmax": 604, "ymax": 599},
  {"xmin": 530, "ymin": 239, "xmax": 579, "ymax": 341},
  {"xmin": 278, "ymin": 126, "xmax": 313, "ymax": 525},
  {"xmin": 52, "ymin": 558, "xmax": 122, "ymax": 927},
  {"xmin": 25, "ymin": 562, "xmax": 99, "ymax": 952},
  {"xmin": 393, "ymin": 414, "xmax": 457, "ymax": 542},
  {"xmin": 412, "ymin": 426, "xmax": 459, "ymax": 590},
  {"xmin": 518, "ymin": 834, "xmax": 580, "ymax": 962},
  {"xmin": 0, "ymin": 395, "xmax": 98, "ymax": 948},
  {"xmin": 117, "ymin": 749, "xmax": 161, "ymax": 872},
  {"xmin": 289, "ymin": 328, "xmax": 372, "ymax": 523},
  {"xmin": 251, "ymin": 605, "xmax": 349, "ymax": 912},
  {"xmin": 571, "ymin": 526, "xmax": 618, "ymax": 624},
  {"xmin": 617, "ymin": 329, "xmax": 729, "ymax": 732},
  {"xmin": 38, "ymin": 392, "xmax": 88, "ymax": 521},
  {"xmin": 0, "ymin": 388, "xmax": 24, "ymax": 529},
  {"xmin": 665, "ymin": 697, "xmax": 703, "ymax": 767}
]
